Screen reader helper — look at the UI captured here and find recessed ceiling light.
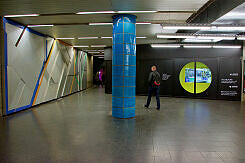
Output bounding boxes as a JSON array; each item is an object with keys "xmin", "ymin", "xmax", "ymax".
[
  {"xmin": 56, "ymin": 38, "xmax": 75, "ymax": 39},
  {"xmin": 4, "ymin": 14, "xmax": 40, "ymax": 17},
  {"xmin": 28, "ymin": 24, "xmax": 54, "ymax": 27},
  {"xmin": 136, "ymin": 37, "xmax": 147, "ymax": 39},
  {"xmin": 101, "ymin": 37, "xmax": 113, "ymax": 39},
  {"xmin": 183, "ymin": 39, "xmax": 222, "ymax": 43},
  {"xmin": 183, "ymin": 45, "xmax": 212, "ymax": 48},
  {"xmin": 73, "ymin": 45, "xmax": 89, "ymax": 48},
  {"xmin": 118, "ymin": 11, "xmax": 157, "ymax": 13},
  {"xmin": 91, "ymin": 45, "xmax": 107, "ymax": 47},
  {"xmin": 76, "ymin": 11, "xmax": 116, "ymax": 14},
  {"xmin": 98, "ymin": 57, "xmax": 104, "ymax": 59},
  {"xmin": 78, "ymin": 37, "xmax": 99, "ymax": 39},
  {"xmin": 196, "ymin": 35, "xmax": 235, "ymax": 40},
  {"xmin": 237, "ymin": 36, "xmax": 245, "ymax": 40},
  {"xmin": 157, "ymin": 34, "xmax": 196, "ymax": 39},
  {"xmin": 162, "ymin": 25, "xmax": 210, "ymax": 30},
  {"xmin": 217, "ymin": 26, "xmax": 245, "ymax": 31},
  {"xmin": 136, "ymin": 22, "xmax": 152, "ymax": 25},
  {"xmin": 151, "ymin": 44, "xmax": 181, "ymax": 48},
  {"xmin": 89, "ymin": 23, "xmax": 112, "ymax": 26},
  {"xmin": 213, "ymin": 45, "xmax": 241, "ymax": 49}
]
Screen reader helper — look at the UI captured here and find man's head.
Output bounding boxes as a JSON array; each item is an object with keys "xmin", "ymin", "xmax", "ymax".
[{"xmin": 151, "ymin": 65, "xmax": 157, "ymax": 71}]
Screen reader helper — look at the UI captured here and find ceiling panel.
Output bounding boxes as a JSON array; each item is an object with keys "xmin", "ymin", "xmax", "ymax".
[
  {"xmin": 10, "ymin": 13, "xmax": 192, "ymax": 25},
  {"xmin": 0, "ymin": 0, "xmax": 209, "ymax": 15},
  {"xmin": 1, "ymin": 0, "xmax": 211, "ymax": 47}
]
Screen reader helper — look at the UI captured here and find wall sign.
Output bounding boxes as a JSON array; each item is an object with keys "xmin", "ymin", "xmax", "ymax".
[{"xmin": 162, "ymin": 73, "xmax": 171, "ymax": 81}]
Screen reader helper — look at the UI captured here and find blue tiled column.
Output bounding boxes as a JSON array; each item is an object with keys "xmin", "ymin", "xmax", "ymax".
[{"xmin": 112, "ymin": 14, "xmax": 136, "ymax": 118}]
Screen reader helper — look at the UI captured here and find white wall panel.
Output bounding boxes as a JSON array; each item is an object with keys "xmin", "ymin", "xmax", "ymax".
[
  {"xmin": 4, "ymin": 21, "xmax": 91, "ymax": 115},
  {"xmin": 6, "ymin": 22, "xmax": 45, "ymax": 110}
]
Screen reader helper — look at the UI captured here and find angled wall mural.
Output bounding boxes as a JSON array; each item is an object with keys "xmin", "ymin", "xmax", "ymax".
[{"xmin": 2, "ymin": 18, "xmax": 91, "ymax": 115}]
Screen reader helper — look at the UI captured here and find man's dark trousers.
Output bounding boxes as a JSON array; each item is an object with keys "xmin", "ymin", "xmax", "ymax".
[{"xmin": 146, "ymin": 86, "xmax": 160, "ymax": 109}]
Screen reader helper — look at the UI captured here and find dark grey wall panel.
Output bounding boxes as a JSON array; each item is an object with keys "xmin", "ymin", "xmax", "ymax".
[
  {"xmin": 218, "ymin": 57, "xmax": 242, "ymax": 100},
  {"xmin": 137, "ymin": 45, "xmax": 242, "ymax": 60},
  {"xmin": 105, "ymin": 44, "xmax": 243, "ymax": 100},
  {"xmin": 105, "ymin": 60, "xmax": 112, "ymax": 94},
  {"xmin": 104, "ymin": 47, "xmax": 112, "ymax": 61}
]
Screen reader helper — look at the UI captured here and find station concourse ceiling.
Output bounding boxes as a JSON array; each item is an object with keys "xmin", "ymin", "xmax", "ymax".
[{"xmin": 0, "ymin": 0, "xmax": 244, "ymax": 50}]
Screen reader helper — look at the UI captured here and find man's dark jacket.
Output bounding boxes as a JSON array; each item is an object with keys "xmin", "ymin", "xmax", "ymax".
[{"xmin": 148, "ymin": 71, "xmax": 161, "ymax": 86}]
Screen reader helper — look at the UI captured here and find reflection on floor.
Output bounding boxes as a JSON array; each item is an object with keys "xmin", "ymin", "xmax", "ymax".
[{"xmin": 1, "ymin": 88, "xmax": 245, "ymax": 163}]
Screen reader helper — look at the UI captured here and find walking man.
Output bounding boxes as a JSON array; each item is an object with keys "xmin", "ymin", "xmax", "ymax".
[{"xmin": 145, "ymin": 65, "xmax": 161, "ymax": 110}]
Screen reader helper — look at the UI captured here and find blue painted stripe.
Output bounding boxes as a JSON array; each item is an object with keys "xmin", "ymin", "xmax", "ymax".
[
  {"xmin": 26, "ymin": 28, "xmax": 46, "ymax": 37},
  {"xmin": 30, "ymin": 62, "xmax": 45, "ymax": 106},
  {"xmin": 6, "ymin": 104, "xmax": 32, "ymax": 114},
  {"xmin": 3, "ymin": 18, "xmax": 46, "ymax": 37},
  {"xmin": 15, "ymin": 104, "xmax": 32, "ymax": 112},
  {"xmin": 3, "ymin": 18, "xmax": 24, "ymax": 29},
  {"xmin": 3, "ymin": 18, "xmax": 9, "ymax": 115}
]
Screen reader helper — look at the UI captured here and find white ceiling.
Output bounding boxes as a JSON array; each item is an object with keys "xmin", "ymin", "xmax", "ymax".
[
  {"xmin": 0, "ymin": 0, "xmax": 209, "ymax": 15},
  {"xmin": 0, "ymin": 0, "xmax": 212, "ymax": 49}
]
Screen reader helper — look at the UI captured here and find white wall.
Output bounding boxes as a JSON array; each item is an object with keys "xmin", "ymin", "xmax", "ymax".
[{"xmin": 4, "ymin": 21, "xmax": 90, "ymax": 115}]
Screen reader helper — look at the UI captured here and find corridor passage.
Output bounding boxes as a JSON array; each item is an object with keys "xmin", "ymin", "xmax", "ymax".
[{"xmin": 1, "ymin": 88, "xmax": 245, "ymax": 163}]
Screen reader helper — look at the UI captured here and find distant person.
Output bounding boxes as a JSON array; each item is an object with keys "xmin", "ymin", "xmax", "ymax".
[
  {"xmin": 144, "ymin": 65, "xmax": 161, "ymax": 110},
  {"xmin": 95, "ymin": 71, "xmax": 100, "ymax": 87}
]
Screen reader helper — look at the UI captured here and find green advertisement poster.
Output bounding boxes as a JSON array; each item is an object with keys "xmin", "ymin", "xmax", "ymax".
[{"xmin": 179, "ymin": 62, "xmax": 212, "ymax": 94}]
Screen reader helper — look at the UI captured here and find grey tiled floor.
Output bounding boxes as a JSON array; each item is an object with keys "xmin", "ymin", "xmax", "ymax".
[{"xmin": 1, "ymin": 88, "xmax": 245, "ymax": 163}]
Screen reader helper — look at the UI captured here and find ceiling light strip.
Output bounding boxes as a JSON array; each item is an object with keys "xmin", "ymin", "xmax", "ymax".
[
  {"xmin": 78, "ymin": 37, "xmax": 99, "ymax": 39},
  {"xmin": 213, "ymin": 45, "xmax": 242, "ymax": 49},
  {"xmin": 89, "ymin": 23, "xmax": 113, "ymax": 26},
  {"xmin": 237, "ymin": 36, "xmax": 245, "ymax": 40},
  {"xmin": 28, "ymin": 24, "xmax": 54, "ymax": 27},
  {"xmin": 157, "ymin": 34, "xmax": 196, "ymax": 39},
  {"xmin": 197, "ymin": 36, "xmax": 235, "ymax": 40},
  {"xmin": 101, "ymin": 37, "xmax": 113, "ymax": 39},
  {"xmin": 117, "ymin": 11, "xmax": 157, "ymax": 13},
  {"xmin": 151, "ymin": 44, "xmax": 181, "ymax": 48},
  {"xmin": 136, "ymin": 22, "xmax": 152, "ymax": 25},
  {"xmin": 73, "ymin": 46, "xmax": 89, "ymax": 48},
  {"xmin": 76, "ymin": 11, "xmax": 157, "ymax": 15},
  {"xmin": 183, "ymin": 45, "xmax": 212, "ymax": 48},
  {"xmin": 76, "ymin": 11, "xmax": 116, "ymax": 14},
  {"xmin": 56, "ymin": 38, "xmax": 75, "ymax": 39},
  {"xmin": 161, "ymin": 24, "xmax": 245, "ymax": 31},
  {"xmin": 151, "ymin": 44, "xmax": 241, "ymax": 49},
  {"xmin": 157, "ymin": 34, "xmax": 236, "ymax": 40},
  {"xmin": 4, "ymin": 14, "xmax": 40, "ymax": 17}
]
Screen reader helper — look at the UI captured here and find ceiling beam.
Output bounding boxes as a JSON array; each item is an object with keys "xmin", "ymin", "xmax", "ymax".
[{"xmin": 187, "ymin": 0, "xmax": 245, "ymax": 23}]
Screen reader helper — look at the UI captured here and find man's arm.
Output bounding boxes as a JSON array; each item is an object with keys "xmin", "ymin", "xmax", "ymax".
[{"xmin": 148, "ymin": 72, "xmax": 153, "ymax": 84}]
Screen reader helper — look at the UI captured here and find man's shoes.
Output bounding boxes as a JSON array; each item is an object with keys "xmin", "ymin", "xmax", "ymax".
[
  {"xmin": 156, "ymin": 107, "xmax": 160, "ymax": 110},
  {"xmin": 144, "ymin": 105, "xmax": 149, "ymax": 108}
]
